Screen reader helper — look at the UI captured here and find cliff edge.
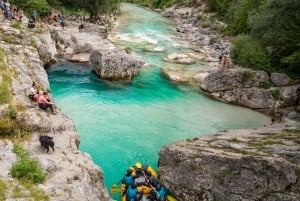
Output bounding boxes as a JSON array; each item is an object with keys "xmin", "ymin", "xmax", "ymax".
[
  {"xmin": 0, "ymin": 15, "xmax": 112, "ymax": 201},
  {"xmin": 158, "ymin": 123, "xmax": 300, "ymax": 201}
]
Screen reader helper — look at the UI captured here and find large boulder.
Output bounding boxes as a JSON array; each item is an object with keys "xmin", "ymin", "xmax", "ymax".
[
  {"xmin": 158, "ymin": 123, "xmax": 300, "ymax": 201},
  {"xmin": 90, "ymin": 50, "xmax": 145, "ymax": 80},
  {"xmin": 36, "ymin": 31, "xmax": 58, "ymax": 64},
  {"xmin": 201, "ymin": 69, "xmax": 269, "ymax": 92},
  {"xmin": 270, "ymin": 73, "xmax": 291, "ymax": 87}
]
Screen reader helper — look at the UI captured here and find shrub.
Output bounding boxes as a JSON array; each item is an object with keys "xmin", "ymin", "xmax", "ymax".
[
  {"xmin": 262, "ymin": 80, "xmax": 273, "ymax": 89},
  {"xmin": 0, "ymin": 118, "xmax": 14, "ymax": 135},
  {"xmin": 10, "ymin": 144, "xmax": 46, "ymax": 184},
  {"xmin": 271, "ymin": 88, "xmax": 281, "ymax": 100},
  {"xmin": 8, "ymin": 105, "xmax": 18, "ymax": 119},
  {"xmin": 242, "ymin": 70, "xmax": 253, "ymax": 82},
  {"xmin": 231, "ymin": 34, "xmax": 271, "ymax": 71},
  {"xmin": 205, "ymin": 0, "xmax": 233, "ymax": 17}
]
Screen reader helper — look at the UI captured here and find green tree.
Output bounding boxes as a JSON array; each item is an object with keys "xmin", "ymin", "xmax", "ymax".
[
  {"xmin": 248, "ymin": 0, "xmax": 300, "ymax": 75},
  {"xmin": 231, "ymin": 34, "xmax": 271, "ymax": 71},
  {"xmin": 13, "ymin": 0, "xmax": 50, "ymax": 18},
  {"xmin": 55, "ymin": 0, "xmax": 120, "ymax": 18},
  {"xmin": 205, "ymin": 0, "xmax": 233, "ymax": 17},
  {"xmin": 228, "ymin": 0, "xmax": 263, "ymax": 34}
]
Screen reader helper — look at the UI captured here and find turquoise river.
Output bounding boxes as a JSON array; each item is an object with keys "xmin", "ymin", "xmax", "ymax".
[{"xmin": 47, "ymin": 3, "xmax": 270, "ymax": 198}]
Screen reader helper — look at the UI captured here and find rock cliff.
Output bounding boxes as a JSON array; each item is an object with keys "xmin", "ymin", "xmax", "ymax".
[
  {"xmin": 158, "ymin": 123, "xmax": 300, "ymax": 201},
  {"xmin": 0, "ymin": 16, "xmax": 111, "ymax": 201}
]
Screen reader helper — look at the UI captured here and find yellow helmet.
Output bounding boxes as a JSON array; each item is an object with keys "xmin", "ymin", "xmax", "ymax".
[{"xmin": 135, "ymin": 162, "xmax": 142, "ymax": 168}]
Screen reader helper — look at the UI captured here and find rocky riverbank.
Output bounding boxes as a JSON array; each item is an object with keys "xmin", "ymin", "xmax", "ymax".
[
  {"xmin": 158, "ymin": 122, "xmax": 300, "ymax": 201},
  {"xmin": 0, "ymin": 14, "xmax": 112, "ymax": 201},
  {"xmin": 155, "ymin": 3, "xmax": 300, "ymax": 201},
  {"xmin": 157, "ymin": 3, "xmax": 300, "ymax": 121}
]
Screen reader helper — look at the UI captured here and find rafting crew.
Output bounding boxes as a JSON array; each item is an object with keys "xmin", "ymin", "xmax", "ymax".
[
  {"xmin": 129, "ymin": 162, "xmax": 157, "ymax": 178},
  {"xmin": 126, "ymin": 183, "xmax": 143, "ymax": 201},
  {"xmin": 111, "ymin": 162, "xmax": 176, "ymax": 201}
]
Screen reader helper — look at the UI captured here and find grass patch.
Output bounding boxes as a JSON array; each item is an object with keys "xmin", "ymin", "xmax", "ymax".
[
  {"xmin": 271, "ymin": 88, "xmax": 281, "ymax": 100},
  {"xmin": 217, "ymin": 169, "xmax": 232, "ymax": 184},
  {"xmin": 186, "ymin": 137, "xmax": 199, "ymax": 142},
  {"xmin": 0, "ymin": 48, "xmax": 12, "ymax": 104},
  {"xmin": 0, "ymin": 178, "xmax": 6, "ymax": 201},
  {"xmin": 10, "ymin": 22, "xmax": 22, "ymax": 30},
  {"xmin": 251, "ymin": 139, "xmax": 286, "ymax": 147},
  {"xmin": 0, "ymin": 118, "xmax": 14, "ymax": 135},
  {"xmin": 14, "ymin": 101, "xmax": 26, "ymax": 111},
  {"xmin": 271, "ymin": 129, "xmax": 300, "ymax": 144},
  {"xmin": 228, "ymin": 138, "xmax": 241, "ymax": 143},
  {"xmin": 2, "ymin": 36, "xmax": 13, "ymax": 44},
  {"xmin": 242, "ymin": 70, "xmax": 253, "ymax": 82},
  {"xmin": 10, "ymin": 144, "xmax": 47, "ymax": 184},
  {"xmin": 262, "ymin": 80, "xmax": 273, "ymax": 89},
  {"xmin": 30, "ymin": 38, "xmax": 37, "ymax": 48}
]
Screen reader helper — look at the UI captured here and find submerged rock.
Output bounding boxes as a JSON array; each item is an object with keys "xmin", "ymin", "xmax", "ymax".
[{"xmin": 161, "ymin": 68, "xmax": 189, "ymax": 83}]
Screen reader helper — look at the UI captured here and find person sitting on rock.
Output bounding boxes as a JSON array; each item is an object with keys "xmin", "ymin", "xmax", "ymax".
[
  {"xmin": 28, "ymin": 81, "xmax": 37, "ymax": 101},
  {"xmin": 37, "ymin": 91, "xmax": 56, "ymax": 114},
  {"xmin": 28, "ymin": 18, "xmax": 35, "ymax": 28}
]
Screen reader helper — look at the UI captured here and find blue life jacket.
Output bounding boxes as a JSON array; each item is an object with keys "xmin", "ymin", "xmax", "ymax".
[
  {"xmin": 157, "ymin": 186, "xmax": 167, "ymax": 199},
  {"xmin": 123, "ymin": 174, "xmax": 134, "ymax": 186},
  {"xmin": 126, "ymin": 186, "xmax": 137, "ymax": 200}
]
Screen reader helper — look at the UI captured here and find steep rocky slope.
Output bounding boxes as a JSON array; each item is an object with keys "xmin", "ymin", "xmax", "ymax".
[{"xmin": 0, "ymin": 16, "xmax": 112, "ymax": 201}]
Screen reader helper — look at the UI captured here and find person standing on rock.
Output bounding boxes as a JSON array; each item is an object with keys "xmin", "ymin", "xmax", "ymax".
[{"xmin": 222, "ymin": 55, "xmax": 228, "ymax": 68}]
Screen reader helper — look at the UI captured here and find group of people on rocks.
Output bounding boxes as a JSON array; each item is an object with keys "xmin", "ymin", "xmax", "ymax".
[
  {"xmin": 0, "ymin": 0, "xmax": 23, "ymax": 21},
  {"xmin": 28, "ymin": 81, "xmax": 57, "ymax": 115},
  {"xmin": 122, "ymin": 162, "xmax": 167, "ymax": 201},
  {"xmin": 48, "ymin": 12, "xmax": 65, "ymax": 28}
]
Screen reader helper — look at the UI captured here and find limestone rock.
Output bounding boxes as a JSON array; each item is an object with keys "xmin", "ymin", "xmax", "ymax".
[
  {"xmin": 270, "ymin": 73, "xmax": 291, "ymax": 87},
  {"xmin": 164, "ymin": 52, "xmax": 204, "ymax": 64},
  {"xmin": 193, "ymin": 72, "xmax": 209, "ymax": 83},
  {"xmin": 158, "ymin": 123, "xmax": 300, "ymax": 201},
  {"xmin": 36, "ymin": 31, "xmax": 58, "ymax": 64},
  {"xmin": 201, "ymin": 69, "xmax": 269, "ymax": 92},
  {"xmin": 90, "ymin": 50, "xmax": 145, "ymax": 80},
  {"xmin": 161, "ymin": 68, "xmax": 189, "ymax": 83},
  {"xmin": 0, "ymin": 16, "xmax": 112, "ymax": 201}
]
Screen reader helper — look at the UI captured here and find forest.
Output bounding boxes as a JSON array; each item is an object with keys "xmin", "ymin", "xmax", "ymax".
[
  {"xmin": 11, "ymin": 0, "xmax": 300, "ymax": 78},
  {"xmin": 126, "ymin": 0, "xmax": 300, "ymax": 78},
  {"xmin": 11, "ymin": 0, "xmax": 120, "ymax": 18}
]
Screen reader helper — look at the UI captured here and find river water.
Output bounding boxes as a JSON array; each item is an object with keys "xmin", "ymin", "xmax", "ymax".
[{"xmin": 47, "ymin": 3, "xmax": 269, "ymax": 196}]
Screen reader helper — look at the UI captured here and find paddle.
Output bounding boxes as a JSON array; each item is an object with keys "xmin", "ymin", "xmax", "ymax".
[
  {"xmin": 110, "ymin": 178, "xmax": 123, "ymax": 193},
  {"xmin": 142, "ymin": 170, "xmax": 161, "ymax": 200}
]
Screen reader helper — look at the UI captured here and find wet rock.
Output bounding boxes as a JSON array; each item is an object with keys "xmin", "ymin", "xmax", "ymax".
[{"xmin": 161, "ymin": 68, "xmax": 189, "ymax": 83}]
